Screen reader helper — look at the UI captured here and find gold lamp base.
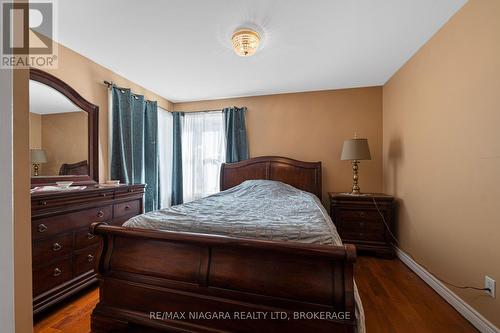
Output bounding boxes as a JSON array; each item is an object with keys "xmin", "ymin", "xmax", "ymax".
[
  {"xmin": 350, "ymin": 160, "xmax": 361, "ymax": 195},
  {"xmin": 33, "ymin": 163, "xmax": 40, "ymax": 176},
  {"xmin": 341, "ymin": 134, "xmax": 371, "ymax": 195}
]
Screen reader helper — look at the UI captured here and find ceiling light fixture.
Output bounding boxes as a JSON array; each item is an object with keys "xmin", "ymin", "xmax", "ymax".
[{"xmin": 231, "ymin": 28, "xmax": 260, "ymax": 57}]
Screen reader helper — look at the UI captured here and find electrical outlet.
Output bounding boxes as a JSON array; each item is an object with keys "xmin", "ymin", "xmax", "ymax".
[{"xmin": 485, "ymin": 276, "xmax": 496, "ymax": 298}]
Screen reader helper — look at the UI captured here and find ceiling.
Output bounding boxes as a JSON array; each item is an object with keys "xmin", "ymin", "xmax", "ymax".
[
  {"xmin": 55, "ymin": 0, "xmax": 467, "ymax": 103},
  {"xmin": 30, "ymin": 81, "xmax": 83, "ymax": 115}
]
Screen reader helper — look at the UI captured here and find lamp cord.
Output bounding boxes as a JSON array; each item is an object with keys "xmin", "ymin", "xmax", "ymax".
[{"xmin": 371, "ymin": 197, "xmax": 490, "ymax": 292}]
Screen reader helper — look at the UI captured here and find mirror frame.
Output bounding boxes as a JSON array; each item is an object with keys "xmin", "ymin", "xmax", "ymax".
[{"xmin": 30, "ymin": 68, "xmax": 99, "ymax": 186}]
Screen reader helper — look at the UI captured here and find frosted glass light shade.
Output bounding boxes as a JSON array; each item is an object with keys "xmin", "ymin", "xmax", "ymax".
[{"xmin": 231, "ymin": 29, "xmax": 260, "ymax": 57}]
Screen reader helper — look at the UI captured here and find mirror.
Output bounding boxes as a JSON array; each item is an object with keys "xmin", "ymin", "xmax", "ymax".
[
  {"xmin": 30, "ymin": 80, "xmax": 89, "ymax": 177},
  {"xmin": 29, "ymin": 69, "xmax": 99, "ymax": 186}
]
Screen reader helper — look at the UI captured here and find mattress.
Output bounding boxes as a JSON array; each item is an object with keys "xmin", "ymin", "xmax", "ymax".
[{"xmin": 124, "ymin": 179, "xmax": 365, "ymax": 332}]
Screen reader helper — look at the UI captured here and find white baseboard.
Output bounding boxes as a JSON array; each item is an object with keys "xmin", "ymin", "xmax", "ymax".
[{"xmin": 394, "ymin": 247, "xmax": 499, "ymax": 333}]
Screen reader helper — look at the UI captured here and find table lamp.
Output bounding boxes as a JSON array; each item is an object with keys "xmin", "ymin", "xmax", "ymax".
[
  {"xmin": 341, "ymin": 135, "xmax": 371, "ymax": 194},
  {"xmin": 31, "ymin": 149, "xmax": 48, "ymax": 176}
]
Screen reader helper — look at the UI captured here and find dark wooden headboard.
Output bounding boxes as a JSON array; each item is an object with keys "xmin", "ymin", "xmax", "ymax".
[{"xmin": 220, "ymin": 156, "xmax": 322, "ymax": 200}]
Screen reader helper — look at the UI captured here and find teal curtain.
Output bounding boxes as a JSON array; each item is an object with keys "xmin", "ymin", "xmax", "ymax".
[
  {"xmin": 171, "ymin": 112, "xmax": 184, "ymax": 205},
  {"xmin": 144, "ymin": 101, "xmax": 159, "ymax": 211},
  {"xmin": 223, "ymin": 106, "xmax": 249, "ymax": 163},
  {"xmin": 110, "ymin": 86, "xmax": 160, "ymax": 212}
]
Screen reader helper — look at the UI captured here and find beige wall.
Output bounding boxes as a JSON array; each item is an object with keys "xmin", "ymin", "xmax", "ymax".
[
  {"xmin": 14, "ymin": 69, "xmax": 33, "ymax": 332},
  {"xmin": 29, "ymin": 112, "xmax": 42, "ymax": 176},
  {"xmin": 41, "ymin": 111, "xmax": 88, "ymax": 176},
  {"xmin": 175, "ymin": 87, "xmax": 383, "ymax": 204},
  {"xmin": 29, "ymin": 113, "xmax": 41, "ymax": 149},
  {"xmin": 383, "ymin": 0, "xmax": 500, "ymax": 326},
  {"xmin": 46, "ymin": 43, "xmax": 173, "ymax": 182}
]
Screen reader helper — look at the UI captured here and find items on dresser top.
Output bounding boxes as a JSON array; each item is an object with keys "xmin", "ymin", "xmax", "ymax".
[
  {"xmin": 98, "ymin": 180, "xmax": 121, "ymax": 188},
  {"xmin": 31, "ymin": 185, "xmax": 86, "ymax": 193},
  {"xmin": 55, "ymin": 181, "xmax": 74, "ymax": 188},
  {"xmin": 31, "ymin": 183, "xmax": 127, "ymax": 193},
  {"xmin": 329, "ymin": 192, "xmax": 396, "ymax": 258},
  {"xmin": 31, "ymin": 184, "xmax": 145, "ymax": 314}
]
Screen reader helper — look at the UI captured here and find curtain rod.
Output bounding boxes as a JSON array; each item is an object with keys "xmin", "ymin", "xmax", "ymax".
[
  {"xmin": 104, "ymin": 80, "xmax": 158, "ymax": 102},
  {"xmin": 105, "ymin": 81, "xmax": 240, "ymax": 114},
  {"xmin": 179, "ymin": 106, "xmax": 246, "ymax": 114},
  {"xmin": 181, "ymin": 109, "xmax": 222, "ymax": 114}
]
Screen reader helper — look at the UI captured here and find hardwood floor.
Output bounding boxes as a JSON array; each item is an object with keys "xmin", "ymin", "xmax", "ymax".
[
  {"xmin": 355, "ymin": 256, "xmax": 478, "ymax": 333},
  {"xmin": 34, "ymin": 286, "xmax": 99, "ymax": 333},
  {"xmin": 34, "ymin": 257, "xmax": 478, "ymax": 333}
]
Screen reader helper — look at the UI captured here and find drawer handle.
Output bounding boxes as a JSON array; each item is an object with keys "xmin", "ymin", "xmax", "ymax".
[
  {"xmin": 53, "ymin": 268, "xmax": 62, "ymax": 277},
  {"xmin": 97, "ymin": 210, "xmax": 104, "ymax": 218},
  {"xmin": 39, "ymin": 200, "xmax": 47, "ymax": 206},
  {"xmin": 38, "ymin": 224, "xmax": 48, "ymax": 233},
  {"xmin": 359, "ymin": 232, "xmax": 364, "ymax": 237},
  {"xmin": 360, "ymin": 222, "xmax": 365, "ymax": 227},
  {"xmin": 101, "ymin": 193, "xmax": 107, "ymax": 197},
  {"xmin": 125, "ymin": 205, "xmax": 131, "ymax": 210},
  {"xmin": 359, "ymin": 212, "xmax": 365, "ymax": 217},
  {"xmin": 87, "ymin": 233, "xmax": 95, "ymax": 240},
  {"xmin": 87, "ymin": 254, "xmax": 94, "ymax": 262},
  {"xmin": 128, "ymin": 189, "xmax": 135, "ymax": 193},
  {"xmin": 52, "ymin": 243, "xmax": 62, "ymax": 251}
]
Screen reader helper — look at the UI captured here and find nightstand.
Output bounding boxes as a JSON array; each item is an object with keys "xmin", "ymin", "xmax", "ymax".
[{"xmin": 329, "ymin": 192, "xmax": 396, "ymax": 258}]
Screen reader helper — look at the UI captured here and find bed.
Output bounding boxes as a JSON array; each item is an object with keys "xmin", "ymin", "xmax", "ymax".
[{"xmin": 90, "ymin": 156, "xmax": 363, "ymax": 333}]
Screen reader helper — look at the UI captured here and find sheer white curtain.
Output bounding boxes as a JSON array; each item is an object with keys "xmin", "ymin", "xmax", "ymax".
[
  {"xmin": 182, "ymin": 112, "xmax": 225, "ymax": 203},
  {"xmin": 158, "ymin": 108, "xmax": 173, "ymax": 208}
]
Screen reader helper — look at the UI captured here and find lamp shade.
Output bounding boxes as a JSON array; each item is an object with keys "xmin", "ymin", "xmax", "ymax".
[
  {"xmin": 31, "ymin": 149, "xmax": 48, "ymax": 163},
  {"xmin": 341, "ymin": 138, "xmax": 371, "ymax": 161}
]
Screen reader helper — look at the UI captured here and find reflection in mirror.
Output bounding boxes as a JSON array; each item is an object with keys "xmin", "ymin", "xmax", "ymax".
[{"xmin": 29, "ymin": 80, "xmax": 89, "ymax": 177}]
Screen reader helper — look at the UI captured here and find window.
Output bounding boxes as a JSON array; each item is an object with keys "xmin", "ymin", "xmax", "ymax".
[
  {"xmin": 182, "ymin": 112, "xmax": 225, "ymax": 203},
  {"xmin": 157, "ymin": 107, "xmax": 173, "ymax": 208}
]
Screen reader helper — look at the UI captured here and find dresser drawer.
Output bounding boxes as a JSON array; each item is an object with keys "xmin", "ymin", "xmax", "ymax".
[
  {"xmin": 341, "ymin": 219, "xmax": 384, "ymax": 232},
  {"xmin": 32, "ymin": 206, "xmax": 112, "ymax": 240},
  {"xmin": 32, "ymin": 190, "xmax": 115, "ymax": 210},
  {"xmin": 113, "ymin": 200, "xmax": 141, "ymax": 220},
  {"xmin": 32, "ymin": 233, "xmax": 73, "ymax": 263},
  {"xmin": 31, "ymin": 184, "xmax": 146, "ymax": 314},
  {"xmin": 74, "ymin": 245, "xmax": 99, "ymax": 276},
  {"xmin": 74, "ymin": 227, "xmax": 100, "ymax": 250},
  {"xmin": 338, "ymin": 209, "xmax": 380, "ymax": 222},
  {"xmin": 340, "ymin": 229, "xmax": 385, "ymax": 242},
  {"xmin": 33, "ymin": 258, "xmax": 73, "ymax": 295},
  {"xmin": 114, "ymin": 185, "xmax": 145, "ymax": 199}
]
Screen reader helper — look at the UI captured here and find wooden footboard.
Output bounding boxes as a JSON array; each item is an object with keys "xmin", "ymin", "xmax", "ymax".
[{"xmin": 90, "ymin": 222, "xmax": 357, "ymax": 333}]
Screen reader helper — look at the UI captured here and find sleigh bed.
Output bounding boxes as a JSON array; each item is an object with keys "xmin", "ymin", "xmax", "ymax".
[{"xmin": 90, "ymin": 156, "xmax": 362, "ymax": 333}]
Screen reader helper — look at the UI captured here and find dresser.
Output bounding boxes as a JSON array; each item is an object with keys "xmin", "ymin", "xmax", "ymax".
[
  {"xmin": 329, "ymin": 192, "xmax": 396, "ymax": 258},
  {"xmin": 31, "ymin": 184, "xmax": 145, "ymax": 314}
]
